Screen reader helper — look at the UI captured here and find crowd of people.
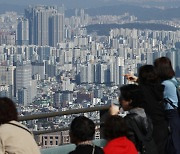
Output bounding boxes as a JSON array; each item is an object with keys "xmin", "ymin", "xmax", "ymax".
[
  {"xmin": 0, "ymin": 56, "xmax": 179, "ymax": 154},
  {"xmin": 68, "ymin": 57, "xmax": 180, "ymax": 154}
]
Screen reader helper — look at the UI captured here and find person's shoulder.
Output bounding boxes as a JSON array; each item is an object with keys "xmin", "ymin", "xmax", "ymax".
[
  {"xmin": 69, "ymin": 145, "xmax": 101, "ymax": 154},
  {"xmin": 124, "ymin": 114, "xmax": 135, "ymax": 125},
  {"xmin": 69, "ymin": 151, "xmax": 75, "ymax": 154},
  {"xmin": 0, "ymin": 121, "xmax": 14, "ymax": 130},
  {"xmin": 125, "ymin": 112, "xmax": 137, "ymax": 119},
  {"xmin": 95, "ymin": 145, "xmax": 104, "ymax": 153},
  {"xmin": 162, "ymin": 79, "xmax": 175, "ymax": 87}
]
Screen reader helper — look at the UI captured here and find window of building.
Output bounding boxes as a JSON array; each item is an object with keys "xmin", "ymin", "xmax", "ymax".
[
  {"xmin": 44, "ymin": 136, "xmax": 47, "ymax": 139},
  {"xmin": 55, "ymin": 136, "xmax": 59, "ymax": 139},
  {"xmin": 50, "ymin": 136, "xmax": 53, "ymax": 139}
]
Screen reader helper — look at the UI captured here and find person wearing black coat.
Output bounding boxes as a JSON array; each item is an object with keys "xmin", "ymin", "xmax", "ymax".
[
  {"xmin": 119, "ymin": 84, "xmax": 158, "ymax": 154},
  {"xmin": 138, "ymin": 65, "xmax": 169, "ymax": 154},
  {"xmin": 69, "ymin": 144, "xmax": 103, "ymax": 154}
]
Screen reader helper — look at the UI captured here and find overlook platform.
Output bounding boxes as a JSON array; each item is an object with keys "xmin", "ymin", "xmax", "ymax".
[{"xmin": 18, "ymin": 105, "xmax": 109, "ymax": 154}]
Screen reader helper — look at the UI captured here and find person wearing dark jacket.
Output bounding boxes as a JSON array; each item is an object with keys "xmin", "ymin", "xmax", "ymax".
[
  {"xmin": 138, "ymin": 65, "xmax": 169, "ymax": 154},
  {"xmin": 119, "ymin": 84, "xmax": 158, "ymax": 154},
  {"xmin": 69, "ymin": 116, "xmax": 104, "ymax": 154}
]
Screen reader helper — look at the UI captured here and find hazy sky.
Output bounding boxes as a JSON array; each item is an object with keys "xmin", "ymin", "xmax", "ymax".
[
  {"xmin": 0, "ymin": 0, "xmax": 179, "ymax": 9},
  {"xmin": 0, "ymin": 0, "xmax": 116, "ymax": 9},
  {"xmin": 0, "ymin": 0, "xmax": 179, "ymax": 14}
]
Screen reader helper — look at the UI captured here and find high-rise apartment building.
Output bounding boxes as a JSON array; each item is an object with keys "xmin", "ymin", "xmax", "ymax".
[
  {"xmin": 0, "ymin": 32, "xmax": 15, "ymax": 45},
  {"xmin": 18, "ymin": 87, "xmax": 28, "ymax": 106},
  {"xmin": 0, "ymin": 64, "xmax": 16, "ymax": 98},
  {"xmin": 15, "ymin": 61, "xmax": 32, "ymax": 93},
  {"xmin": 49, "ymin": 13, "xmax": 64, "ymax": 47},
  {"xmin": 0, "ymin": 85, "xmax": 13, "ymax": 98},
  {"xmin": 25, "ymin": 6, "xmax": 64, "ymax": 47},
  {"xmin": 15, "ymin": 61, "xmax": 36, "ymax": 105},
  {"xmin": 16, "ymin": 18, "xmax": 29, "ymax": 45},
  {"xmin": 0, "ymin": 65, "xmax": 16, "ymax": 86}
]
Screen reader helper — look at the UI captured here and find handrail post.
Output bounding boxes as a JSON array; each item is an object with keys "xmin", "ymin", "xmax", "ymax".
[{"xmin": 100, "ymin": 107, "xmax": 109, "ymax": 138}]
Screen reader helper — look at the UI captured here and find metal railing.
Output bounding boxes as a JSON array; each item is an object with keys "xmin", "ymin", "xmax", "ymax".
[{"xmin": 18, "ymin": 105, "xmax": 110, "ymax": 135}]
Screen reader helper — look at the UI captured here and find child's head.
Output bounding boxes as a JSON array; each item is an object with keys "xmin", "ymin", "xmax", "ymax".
[
  {"xmin": 70, "ymin": 116, "xmax": 95, "ymax": 144},
  {"xmin": 103, "ymin": 115, "xmax": 127, "ymax": 140}
]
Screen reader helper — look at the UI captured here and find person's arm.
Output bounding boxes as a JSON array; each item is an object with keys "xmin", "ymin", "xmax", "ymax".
[{"xmin": 109, "ymin": 103, "xmax": 120, "ymax": 115}]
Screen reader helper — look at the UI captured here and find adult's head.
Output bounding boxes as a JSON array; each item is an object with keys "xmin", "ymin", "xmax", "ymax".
[
  {"xmin": 0, "ymin": 97, "xmax": 18, "ymax": 125},
  {"xmin": 119, "ymin": 84, "xmax": 143, "ymax": 111},
  {"xmin": 70, "ymin": 116, "xmax": 95, "ymax": 144},
  {"xmin": 138, "ymin": 65, "xmax": 159, "ymax": 85},
  {"xmin": 154, "ymin": 57, "xmax": 175, "ymax": 81},
  {"xmin": 103, "ymin": 115, "xmax": 127, "ymax": 141}
]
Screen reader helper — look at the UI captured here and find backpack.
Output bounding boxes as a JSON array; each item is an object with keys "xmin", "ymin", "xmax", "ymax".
[
  {"xmin": 129, "ymin": 116, "xmax": 158, "ymax": 154},
  {"xmin": 164, "ymin": 78, "xmax": 180, "ymax": 114}
]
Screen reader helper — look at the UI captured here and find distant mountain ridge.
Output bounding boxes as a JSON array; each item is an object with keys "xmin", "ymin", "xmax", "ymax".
[
  {"xmin": 86, "ymin": 23, "xmax": 179, "ymax": 36},
  {"xmin": 84, "ymin": 5, "xmax": 180, "ymax": 20}
]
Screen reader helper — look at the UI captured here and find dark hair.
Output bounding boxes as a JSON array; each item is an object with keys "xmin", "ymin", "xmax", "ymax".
[
  {"xmin": 138, "ymin": 65, "xmax": 159, "ymax": 85},
  {"xmin": 0, "ymin": 97, "xmax": 18, "ymax": 125},
  {"xmin": 70, "ymin": 116, "xmax": 95, "ymax": 143},
  {"xmin": 103, "ymin": 115, "xmax": 127, "ymax": 140},
  {"xmin": 119, "ymin": 84, "xmax": 143, "ymax": 108},
  {"xmin": 154, "ymin": 57, "xmax": 175, "ymax": 81}
]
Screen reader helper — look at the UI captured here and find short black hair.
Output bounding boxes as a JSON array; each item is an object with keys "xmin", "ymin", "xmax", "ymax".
[
  {"xmin": 138, "ymin": 65, "xmax": 159, "ymax": 85},
  {"xmin": 70, "ymin": 116, "xmax": 95, "ymax": 143},
  {"xmin": 103, "ymin": 115, "xmax": 127, "ymax": 140},
  {"xmin": 0, "ymin": 97, "xmax": 18, "ymax": 125},
  {"xmin": 154, "ymin": 57, "xmax": 175, "ymax": 81},
  {"xmin": 119, "ymin": 84, "xmax": 144, "ymax": 108}
]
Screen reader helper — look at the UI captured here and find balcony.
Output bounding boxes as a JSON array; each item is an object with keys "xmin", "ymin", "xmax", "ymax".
[{"xmin": 18, "ymin": 105, "xmax": 109, "ymax": 154}]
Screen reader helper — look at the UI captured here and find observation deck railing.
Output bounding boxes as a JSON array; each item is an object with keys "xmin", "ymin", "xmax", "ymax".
[{"xmin": 18, "ymin": 105, "xmax": 110, "ymax": 154}]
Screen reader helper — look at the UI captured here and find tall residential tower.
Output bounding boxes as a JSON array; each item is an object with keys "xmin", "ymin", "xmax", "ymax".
[
  {"xmin": 25, "ymin": 5, "xmax": 64, "ymax": 47},
  {"xmin": 16, "ymin": 18, "xmax": 29, "ymax": 45}
]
